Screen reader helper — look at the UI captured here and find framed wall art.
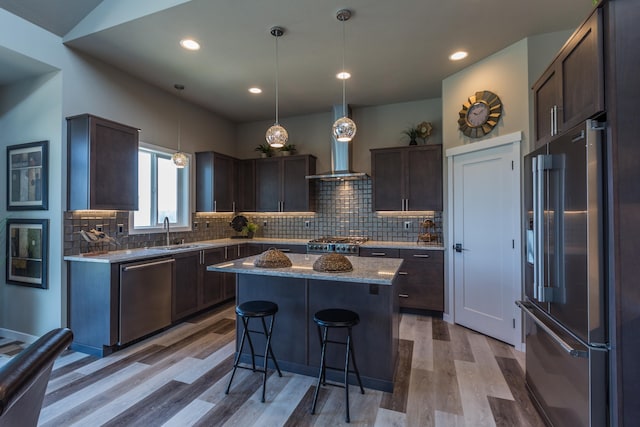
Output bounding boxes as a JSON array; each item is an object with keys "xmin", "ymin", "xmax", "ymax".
[
  {"xmin": 7, "ymin": 141, "xmax": 48, "ymax": 210},
  {"xmin": 6, "ymin": 219, "xmax": 49, "ymax": 289}
]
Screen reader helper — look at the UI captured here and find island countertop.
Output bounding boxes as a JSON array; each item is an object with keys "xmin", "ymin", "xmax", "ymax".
[{"xmin": 207, "ymin": 253, "xmax": 403, "ymax": 285}]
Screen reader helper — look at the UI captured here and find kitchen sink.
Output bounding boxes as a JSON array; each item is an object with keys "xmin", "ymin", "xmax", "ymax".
[{"xmin": 152, "ymin": 244, "xmax": 202, "ymax": 251}]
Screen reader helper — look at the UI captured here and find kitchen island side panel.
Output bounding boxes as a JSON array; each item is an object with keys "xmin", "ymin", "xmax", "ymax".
[{"xmin": 68, "ymin": 261, "xmax": 119, "ymax": 356}]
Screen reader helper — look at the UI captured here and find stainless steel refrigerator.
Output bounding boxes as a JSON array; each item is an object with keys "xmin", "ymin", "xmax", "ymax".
[{"xmin": 517, "ymin": 119, "xmax": 608, "ymax": 426}]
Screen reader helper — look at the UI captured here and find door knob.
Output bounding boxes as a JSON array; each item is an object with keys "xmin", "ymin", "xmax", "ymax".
[{"xmin": 453, "ymin": 243, "xmax": 467, "ymax": 253}]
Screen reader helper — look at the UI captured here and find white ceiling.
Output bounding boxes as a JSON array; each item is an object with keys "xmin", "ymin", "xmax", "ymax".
[{"xmin": 0, "ymin": 0, "xmax": 593, "ymax": 123}]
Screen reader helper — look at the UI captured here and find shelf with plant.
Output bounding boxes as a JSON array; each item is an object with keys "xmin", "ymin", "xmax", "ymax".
[{"xmin": 255, "ymin": 143, "xmax": 273, "ymax": 158}]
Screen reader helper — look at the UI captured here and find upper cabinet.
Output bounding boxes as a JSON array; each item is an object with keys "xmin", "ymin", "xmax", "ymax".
[
  {"xmin": 371, "ymin": 145, "xmax": 442, "ymax": 211},
  {"xmin": 67, "ymin": 114, "xmax": 139, "ymax": 211},
  {"xmin": 533, "ymin": 8, "xmax": 604, "ymax": 149},
  {"xmin": 255, "ymin": 155, "xmax": 316, "ymax": 212},
  {"xmin": 196, "ymin": 151, "xmax": 236, "ymax": 212},
  {"xmin": 236, "ymin": 159, "xmax": 256, "ymax": 212}
]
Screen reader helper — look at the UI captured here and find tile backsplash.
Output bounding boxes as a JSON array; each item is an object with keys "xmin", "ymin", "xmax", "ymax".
[{"xmin": 64, "ymin": 178, "xmax": 442, "ymax": 255}]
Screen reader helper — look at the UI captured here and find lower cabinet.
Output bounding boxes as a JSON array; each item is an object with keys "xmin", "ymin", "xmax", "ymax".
[
  {"xmin": 360, "ymin": 247, "xmax": 444, "ymax": 311},
  {"xmin": 172, "ymin": 250, "xmax": 202, "ymax": 320}
]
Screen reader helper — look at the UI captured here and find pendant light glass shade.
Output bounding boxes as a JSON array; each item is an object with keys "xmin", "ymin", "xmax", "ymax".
[
  {"xmin": 265, "ymin": 124, "xmax": 288, "ymax": 148},
  {"xmin": 332, "ymin": 9, "xmax": 356, "ymax": 142},
  {"xmin": 332, "ymin": 116, "xmax": 357, "ymax": 142},
  {"xmin": 172, "ymin": 84, "xmax": 188, "ymax": 168},
  {"xmin": 266, "ymin": 26, "xmax": 288, "ymax": 148}
]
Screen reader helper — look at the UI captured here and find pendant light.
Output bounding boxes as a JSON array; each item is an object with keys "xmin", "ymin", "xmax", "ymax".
[
  {"xmin": 172, "ymin": 84, "xmax": 188, "ymax": 168},
  {"xmin": 332, "ymin": 9, "xmax": 357, "ymax": 142},
  {"xmin": 265, "ymin": 26, "xmax": 288, "ymax": 148}
]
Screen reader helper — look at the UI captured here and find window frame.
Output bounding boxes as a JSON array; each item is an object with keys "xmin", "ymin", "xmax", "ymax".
[{"xmin": 128, "ymin": 142, "xmax": 192, "ymax": 235}]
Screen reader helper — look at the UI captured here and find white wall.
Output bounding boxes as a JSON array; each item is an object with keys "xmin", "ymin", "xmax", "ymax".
[
  {"xmin": 0, "ymin": 72, "xmax": 63, "ymax": 336},
  {"xmin": 237, "ymin": 98, "xmax": 443, "ymax": 175}
]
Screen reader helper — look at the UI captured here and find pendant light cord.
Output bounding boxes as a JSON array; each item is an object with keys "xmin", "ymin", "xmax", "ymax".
[
  {"xmin": 341, "ymin": 18, "xmax": 347, "ymax": 116},
  {"xmin": 275, "ymin": 33, "xmax": 280, "ymax": 125}
]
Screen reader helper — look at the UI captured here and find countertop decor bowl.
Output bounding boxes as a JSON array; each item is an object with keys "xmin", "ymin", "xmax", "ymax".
[
  {"xmin": 312, "ymin": 253, "xmax": 353, "ymax": 272},
  {"xmin": 254, "ymin": 248, "xmax": 293, "ymax": 268}
]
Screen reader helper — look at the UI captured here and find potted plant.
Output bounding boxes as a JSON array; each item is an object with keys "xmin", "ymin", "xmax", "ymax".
[
  {"xmin": 279, "ymin": 144, "xmax": 296, "ymax": 156},
  {"xmin": 242, "ymin": 221, "xmax": 258, "ymax": 238},
  {"xmin": 255, "ymin": 143, "xmax": 273, "ymax": 158},
  {"xmin": 402, "ymin": 126, "xmax": 419, "ymax": 145}
]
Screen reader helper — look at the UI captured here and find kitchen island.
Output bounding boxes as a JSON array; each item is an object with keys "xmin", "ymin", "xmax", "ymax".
[{"xmin": 208, "ymin": 253, "xmax": 403, "ymax": 392}]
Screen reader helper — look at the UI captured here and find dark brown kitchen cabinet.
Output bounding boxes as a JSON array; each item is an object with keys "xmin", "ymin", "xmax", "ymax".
[
  {"xmin": 533, "ymin": 8, "xmax": 603, "ymax": 149},
  {"xmin": 67, "ymin": 114, "xmax": 139, "ymax": 211},
  {"xmin": 360, "ymin": 247, "xmax": 444, "ymax": 311},
  {"xmin": 201, "ymin": 248, "xmax": 225, "ymax": 307},
  {"xmin": 370, "ymin": 145, "xmax": 442, "ymax": 211},
  {"xmin": 196, "ymin": 151, "xmax": 236, "ymax": 212},
  {"xmin": 397, "ymin": 249, "xmax": 444, "ymax": 311},
  {"xmin": 255, "ymin": 155, "xmax": 316, "ymax": 212},
  {"xmin": 236, "ymin": 159, "xmax": 256, "ymax": 212},
  {"xmin": 172, "ymin": 250, "xmax": 201, "ymax": 320}
]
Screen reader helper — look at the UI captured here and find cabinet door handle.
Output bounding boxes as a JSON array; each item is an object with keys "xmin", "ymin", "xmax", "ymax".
[
  {"xmin": 232, "ymin": 202, "xmax": 236, "ymax": 212},
  {"xmin": 405, "ymin": 199, "xmax": 409, "ymax": 211},
  {"xmin": 224, "ymin": 246, "xmax": 228, "ymax": 259},
  {"xmin": 399, "ymin": 294, "xmax": 409, "ymax": 298},
  {"xmin": 276, "ymin": 248, "xmax": 291, "ymax": 253},
  {"xmin": 550, "ymin": 107, "xmax": 555, "ymax": 136},
  {"xmin": 371, "ymin": 252, "xmax": 387, "ymax": 256},
  {"xmin": 413, "ymin": 254, "xmax": 431, "ymax": 258},
  {"xmin": 214, "ymin": 200, "xmax": 217, "ymax": 212},
  {"xmin": 398, "ymin": 271, "xmax": 408, "ymax": 275}
]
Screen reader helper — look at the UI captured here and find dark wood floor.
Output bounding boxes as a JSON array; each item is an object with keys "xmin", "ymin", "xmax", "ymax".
[{"xmin": 0, "ymin": 302, "xmax": 544, "ymax": 426}]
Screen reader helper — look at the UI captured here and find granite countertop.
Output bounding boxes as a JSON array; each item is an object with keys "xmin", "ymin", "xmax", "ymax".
[
  {"xmin": 207, "ymin": 253, "xmax": 403, "ymax": 285},
  {"xmin": 63, "ymin": 237, "xmax": 444, "ymax": 263}
]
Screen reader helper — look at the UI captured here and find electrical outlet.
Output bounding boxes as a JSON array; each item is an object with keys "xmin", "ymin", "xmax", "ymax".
[
  {"xmin": 404, "ymin": 221, "xmax": 411, "ymax": 230},
  {"xmin": 117, "ymin": 224, "xmax": 124, "ymax": 234},
  {"xmin": 95, "ymin": 224, "xmax": 103, "ymax": 232},
  {"xmin": 193, "ymin": 222, "xmax": 199, "ymax": 229},
  {"xmin": 304, "ymin": 220, "xmax": 310, "ymax": 228},
  {"xmin": 206, "ymin": 221, "xmax": 210, "ymax": 228},
  {"xmin": 263, "ymin": 221, "xmax": 268, "ymax": 227}
]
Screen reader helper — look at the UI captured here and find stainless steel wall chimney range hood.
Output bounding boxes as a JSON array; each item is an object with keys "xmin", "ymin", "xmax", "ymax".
[{"xmin": 305, "ymin": 104, "xmax": 368, "ymax": 181}]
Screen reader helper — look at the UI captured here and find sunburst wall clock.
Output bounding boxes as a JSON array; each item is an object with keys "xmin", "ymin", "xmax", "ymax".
[{"xmin": 458, "ymin": 90, "xmax": 502, "ymax": 138}]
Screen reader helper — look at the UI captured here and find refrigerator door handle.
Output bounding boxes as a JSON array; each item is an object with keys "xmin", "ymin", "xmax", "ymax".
[
  {"xmin": 516, "ymin": 301, "xmax": 588, "ymax": 358},
  {"xmin": 535, "ymin": 155, "xmax": 547, "ymax": 302}
]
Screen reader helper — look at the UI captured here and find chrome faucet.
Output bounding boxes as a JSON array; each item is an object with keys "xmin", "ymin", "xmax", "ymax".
[{"xmin": 163, "ymin": 216, "xmax": 170, "ymax": 246}]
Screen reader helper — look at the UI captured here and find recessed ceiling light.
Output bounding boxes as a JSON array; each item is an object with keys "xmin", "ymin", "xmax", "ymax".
[
  {"xmin": 249, "ymin": 87, "xmax": 262, "ymax": 94},
  {"xmin": 180, "ymin": 39, "xmax": 200, "ymax": 51},
  {"xmin": 336, "ymin": 71, "xmax": 351, "ymax": 80},
  {"xmin": 449, "ymin": 51, "xmax": 468, "ymax": 61}
]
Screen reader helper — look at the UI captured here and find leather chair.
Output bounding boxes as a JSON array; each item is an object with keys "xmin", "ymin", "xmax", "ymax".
[{"xmin": 0, "ymin": 328, "xmax": 73, "ymax": 427}]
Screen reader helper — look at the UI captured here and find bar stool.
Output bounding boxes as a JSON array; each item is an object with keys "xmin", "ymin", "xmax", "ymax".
[
  {"xmin": 225, "ymin": 300, "xmax": 282, "ymax": 402},
  {"xmin": 311, "ymin": 308, "xmax": 365, "ymax": 423}
]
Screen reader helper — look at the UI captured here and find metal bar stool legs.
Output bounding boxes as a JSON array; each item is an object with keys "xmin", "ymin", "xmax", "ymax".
[
  {"xmin": 225, "ymin": 300, "xmax": 282, "ymax": 403},
  {"xmin": 311, "ymin": 309, "xmax": 365, "ymax": 423}
]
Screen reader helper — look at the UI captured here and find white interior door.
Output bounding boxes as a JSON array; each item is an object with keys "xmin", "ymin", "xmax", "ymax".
[{"xmin": 447, "ymin": 134, "xmax": 522, "ymax": 346}]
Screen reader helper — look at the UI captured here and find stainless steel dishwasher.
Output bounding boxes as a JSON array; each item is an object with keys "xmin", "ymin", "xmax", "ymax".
[{"xmin": 119, "ymin": 258, "xmax": 174, "ymax": 345}]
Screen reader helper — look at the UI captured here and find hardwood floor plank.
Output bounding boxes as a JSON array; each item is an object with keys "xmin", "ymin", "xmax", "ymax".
[
  {"xmin": 38, "ymin": 362, "xmax": 150, "ymax": 425},
  {"xmin": 161, "ymin": 398, "xmax": 215, "ymax": 427},
  {"xmin": 173, "ymin": 340, "xmax": 235, "ymax": 384},
  {"xmin": 433, "ymin": 339, "xmax": 463, "ymax": 415},
  {"xmin": 189, "ymin": 331, "xmax": 235, "ymax": 360},
  {"xmin": 283, "ymin": 384, "xmax": 330, "ymax": 427},
  {"xmin": 49, "ymin": 353, "xmax": 98, "ymax": 380},
  {"xmin": 192, "ymin": 370, "xmax": 268, "ymax": 426},
  {"xmin": 486, "ymin": 337, "xmax": 515, "ymax": 359},
  {"xmin": 494, "ymin": 356, "xmax": 545, "ymax": 427},
  {"xmin": 447, "ymin": 323, "xmax": 475, "ymax": 363},
  {"xmin": 488, "ymin": 396, "xmax": 527, "ymax": 427},
  {"xmin": 434, "ymin": 409, "xmax": 466, "ymax": 427},
  {"xmin": 454, "ymin": 360, "xmax": 497, "ymax": 426},
  {"xmin": 380, "ymin": 339, "xmax": 413, "ymax": 412},
  {"xmin": 406, "ymin": 368, "xmax": 435, "ymax": 427},
  {"xmin": 466, "ymin": 334, "xmax": 512, "ymax": 400},
  {"xmin": 432, "ymin": 318, "xmax": 451, "ymax": 341},
  {"xmin": 409, "ymin": 315, "xmax": 434, "ymax": 371},
  {"xmin": 210, "ymin": 317, "xmax": 236, "ymax": 334},
  {"xmin": 374, "ymin": 407, "xmax": 407, "ymax": 427},
  {"xmin": 42, "ymin": 344, "xmax": 164, "ymax": 406},
  {"xmin": 224, "ymin": 373, "xmax": 296, "ymax": 426}
]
